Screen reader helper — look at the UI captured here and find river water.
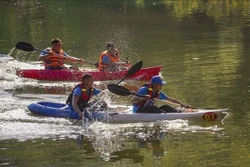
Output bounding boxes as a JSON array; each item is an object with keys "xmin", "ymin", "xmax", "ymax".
[{"xmin": 1, "ymin": 1, "xmax": 250, "ymax": 167}]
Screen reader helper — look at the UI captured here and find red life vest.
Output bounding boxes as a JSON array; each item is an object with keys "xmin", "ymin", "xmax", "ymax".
[
  {"xmin": 44, "ymin": 47, "xmax": 65, "ymax": 68},
  {"xmin": 98, "ymin": 51, "xmax": 120, "ymax": 71},
  {"xmin": 136, "ymin": 84, "xmax": 160, "ymax": 107},
  {"xmin": 66, "ymin": 83, "xmax": 94, "ymax": 110}
]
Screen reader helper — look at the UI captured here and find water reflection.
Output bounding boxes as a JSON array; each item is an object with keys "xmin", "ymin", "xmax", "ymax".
[
  {"xmin": 137, "ymin": 125, "xmax": 166, "ymax": 158},
  {"xmin": 75, "ymin": 135, "xmax": 95, "ymax": 154},
  {"xmin": 74, "ymin": 124, "xmax": 164, "ymax": 163},
  {"xmin": 73, "ymin": 121, "xmax": 224, "ymax": 163}
]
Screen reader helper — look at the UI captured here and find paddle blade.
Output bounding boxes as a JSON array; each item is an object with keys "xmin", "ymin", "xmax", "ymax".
[
  {"xmin": 107, "ymin": 84, "xmax": 132, "ymax": 96},
  {"xmin": 15, "ymin": 42, "xmax": 35, "ymax": 51},
  {"xmin": 125, "ymin": 60, "xmax": 143, "ymax": 78},
  {"xmin": 116, "ymin": 60, "xmax": 143, "ymax": 84}
]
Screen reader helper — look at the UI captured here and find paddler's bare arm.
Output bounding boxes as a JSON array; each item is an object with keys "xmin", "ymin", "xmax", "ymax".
[
  {"xmin": 38, "ymin": 50, "xmax": 52, "ymax": 61},
  {"xmin": 116, "ymin": 61, "xmax": 127, "ymax": 65},
  {"xmin": 64, "ymin": 56, "xmax": 85, "ymax": 63},
  {"xmin": 38, "ymin": 52, "xmax": 85, "ymax": 63},
  {"xmin": 72, "ymin": 95, "xmax": 83, "ymax": 118},
  {"xmin": 166, "ymin": 97, "xmax": 192, "ymax": 108},
  {"xmin": 38, "ymin": 56, "xmax": 46, "ymax": 61}
]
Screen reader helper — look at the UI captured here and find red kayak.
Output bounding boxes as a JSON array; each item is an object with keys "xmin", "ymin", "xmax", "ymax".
[{"xmin": 16, "ymin": 66, "xmax": 162, "ymax": 82}]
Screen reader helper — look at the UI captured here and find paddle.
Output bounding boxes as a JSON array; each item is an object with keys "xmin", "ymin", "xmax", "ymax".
[
  {"xmin": 15, "ymin": 42, "xmax": 98, "ymax": 67},
  {"xmin": 107, "ymin": 84, "xmax": 187, "ymax": 108}
]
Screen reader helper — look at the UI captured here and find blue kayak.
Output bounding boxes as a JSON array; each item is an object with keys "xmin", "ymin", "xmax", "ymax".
[{"xmin": 27, "ymin": 102, "xmax": 80, "ymax": 119}]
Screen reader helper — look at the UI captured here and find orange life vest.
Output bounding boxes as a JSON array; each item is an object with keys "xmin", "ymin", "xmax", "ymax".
[
  {"xmin": 66, "ymin": 83, "xmax": 94, "ymax": 110},
  {"xmin": 98, "ymin": 51, "xmax": 120, "ymax": 71},
  {"xmin": 44, "ymin": 47, "xmax": 65, "ymax": 67},
  {"xmin": 135, "ymin": 84, "xmax": 160, "ymax": 107}
]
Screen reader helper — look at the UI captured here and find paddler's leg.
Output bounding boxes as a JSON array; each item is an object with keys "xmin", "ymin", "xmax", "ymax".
[
  {"xmin": 137, "ymin": 106, "xmax": 163, "ymax": 113},
  {"xmin": 59, "ymin": 65, "xmax": 69, "ymax": 70},
  {"xmin": 45, "ymin": 65, "xmax": 64, "ymax": 70},
  {"xmin": 159, "ymin": 105, "xmax": 181, "ymax": 113}
]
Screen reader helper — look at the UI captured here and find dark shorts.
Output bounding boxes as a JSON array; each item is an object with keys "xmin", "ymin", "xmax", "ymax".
[
  {"xmin": 45, "ymin": 66, "xmax": 63, "ymax": 70},
  {"xmin": 136, "ymin": 105, "xmax": 180, "ymax": 113}
]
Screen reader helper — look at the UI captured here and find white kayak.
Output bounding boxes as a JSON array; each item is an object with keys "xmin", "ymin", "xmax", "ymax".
[{"xmin": 93, "ymin": 108, "xmax": 228, "ymax": 123}]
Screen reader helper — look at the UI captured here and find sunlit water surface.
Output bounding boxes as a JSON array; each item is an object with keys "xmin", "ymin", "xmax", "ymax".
[{"xmin": 1, "ymin": 0, "xmax": 250, "ymax": 167}]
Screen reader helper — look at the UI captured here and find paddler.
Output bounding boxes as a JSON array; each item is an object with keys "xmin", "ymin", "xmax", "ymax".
[
  {"xmin": 98, "ymin": 42, "xmax": 130, "ymax": 72},
  {"xmin": 131, "ymin": 75, "xmax": 192, "ymax": 113},
  {"xmin": 66, "ymin": 73, "xmax": 101, "ymax": 119},
  {"xmin": 39, "ymin": 38, "xmax": 85, "ymax": 70}
]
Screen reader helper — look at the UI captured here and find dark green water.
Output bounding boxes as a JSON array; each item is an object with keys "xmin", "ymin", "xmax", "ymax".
[{"xmin": 1, "ymin": 0, "xmax": 250, "ymax": 166}]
